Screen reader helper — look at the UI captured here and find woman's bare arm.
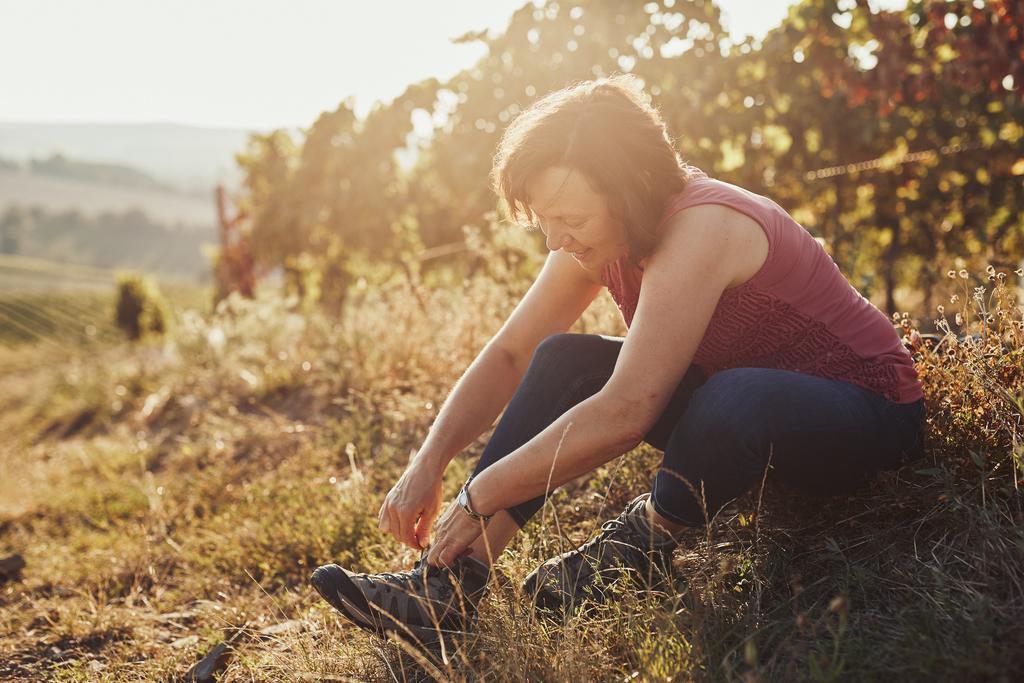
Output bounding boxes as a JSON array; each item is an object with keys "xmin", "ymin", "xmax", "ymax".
[
  {"xmin": 413, "ymin": 249, "xmax": 604, "ymax": 473},
  {"xmin": 379, "ymin": 249, "xmax": 602, "ymax": 548}
]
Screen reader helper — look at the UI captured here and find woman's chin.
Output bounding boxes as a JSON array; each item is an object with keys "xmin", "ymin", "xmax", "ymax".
[{"xmin": 568, "ymin": 247, "xmax": 592, "ymax": 263}]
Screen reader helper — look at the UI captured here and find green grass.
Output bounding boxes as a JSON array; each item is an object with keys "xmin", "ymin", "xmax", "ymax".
[
  {"xmin": 0, "ymin": 290, "xmax": 118, "ymax": 347},
  {"xmin": 0, "ymin": 254, "xmax": 209, "ymax": 349},
  {"xmin": 0, "ymin": 253, "xmax": 117, "ymax": 291}
]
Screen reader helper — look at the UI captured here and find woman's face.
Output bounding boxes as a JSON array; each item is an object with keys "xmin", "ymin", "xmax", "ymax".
[{"xmin": 524, "ymin": 166, "xmax": 629, "ymax": 272}]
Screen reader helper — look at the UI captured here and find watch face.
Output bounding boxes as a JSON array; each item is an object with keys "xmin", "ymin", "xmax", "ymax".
[
  {"xmin": 457, "ymin": 486, "xmax": 474, "ymax": 515},
  {"xmin": 458, "ymin": 484, "xmax": 487, "ymax": 520}
]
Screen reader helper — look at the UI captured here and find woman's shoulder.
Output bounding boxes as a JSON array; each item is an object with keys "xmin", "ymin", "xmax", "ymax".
[
  {"xmin": 658, "ymin": 171, "xmax": 751, "ymax": 221},
  {"xmin": 648, "ymin": 201, "xmax": 770, "ymax": 290}
]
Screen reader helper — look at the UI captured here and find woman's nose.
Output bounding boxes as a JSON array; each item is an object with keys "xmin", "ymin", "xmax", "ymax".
[{"xmin": 545, "ymin": 230, "xmax": 570, "ymax": 252}]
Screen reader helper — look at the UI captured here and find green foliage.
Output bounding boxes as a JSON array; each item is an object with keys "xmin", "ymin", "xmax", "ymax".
[
  {"xmin": 114, "ymin": 272, "xmax": 170, "ymax": 341},
  {"xmin": 236, "ymin": 0, "xmax": 1024, "ymax": 317},
  {"xmin": 911, "ymin": 265, "xmax": 1024, "ymax": 476}
]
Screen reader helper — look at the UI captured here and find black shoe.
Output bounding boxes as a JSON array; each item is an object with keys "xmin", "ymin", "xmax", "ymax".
[
  {"xmin": 522, "ymin": 494, "xmax": 678, "ymax": 615},
  {"xmin": 310, "ymin": 555, "xmax": 489, "ymax": 647}
]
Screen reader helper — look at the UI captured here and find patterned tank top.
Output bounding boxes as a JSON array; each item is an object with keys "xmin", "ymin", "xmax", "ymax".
[{"xmin": 601, "ymin": 167, "xmax": 923, "ymax": 404}]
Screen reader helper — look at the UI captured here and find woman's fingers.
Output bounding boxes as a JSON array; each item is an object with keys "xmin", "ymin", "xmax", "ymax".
[
  {"xmin": 396, "ymin": 508, "xmax": 418, "ymax": 549},
  {"xmin": 437, "ymin": 540, "xmax": 460, "ymax": 568},
  {"xmin": 414, "ymin": 500, "xmax": 439, "ymax": 549},
  {"xmin": 394, "ymin": 503, "xmax": 426, "ymax": 549},
  {"xmin": 377, "ymin": 467, "xmax": 444, "ymax": 549},
  {"xmin": 379, "ymin": 495, "xmax": 425, "ymax": 549},
  {"xmin": 425, "ymin": 512, "xmax": 448, "ymax": 565},
  {"xmin": 387, "ymin": 506, "xmax": 406, "ymax": 546},
  {"xmin": 431, "ymin": 535, "xmax": 465, "ymax": 567},
  {"xmin": 426, "ymin": 504, "xmax": 481, "ymax": 567},
  {"xmin": 426, "ymin": 538, "xmax": 441, "ymax": 566}
]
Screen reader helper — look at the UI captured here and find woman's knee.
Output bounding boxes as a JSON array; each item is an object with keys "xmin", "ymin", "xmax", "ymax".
[
  {"xmin": 532, "ymin": 332, "xmax": 616, "ymax": 360},
  {"xmin": 527, "ymin": 333, "xmax": 621, "ymax": 381}
]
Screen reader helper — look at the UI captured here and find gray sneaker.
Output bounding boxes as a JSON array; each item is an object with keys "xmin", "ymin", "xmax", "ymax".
[
  {"xmin": 310, "ymin": 555, "xmax": 489, "ymax": 647},
  {"xmin": 523, "ymin": 494, "xmax": 678, "ymax": 614}
]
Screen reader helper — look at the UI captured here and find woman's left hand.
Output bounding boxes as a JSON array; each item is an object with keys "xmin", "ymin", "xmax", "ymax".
[{"xmin": 426, "ymin": 498, "xmax": 486, "ymax": 567}]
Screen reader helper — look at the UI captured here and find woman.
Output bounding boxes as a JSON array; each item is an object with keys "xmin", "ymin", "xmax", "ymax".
[{"xmin": 310, "ymin": 76, "xmax": 926, "ymax": 645}]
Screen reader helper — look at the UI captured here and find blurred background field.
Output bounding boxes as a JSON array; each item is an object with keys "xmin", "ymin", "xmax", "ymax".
[{"xmin": 1, "ymin": 0, "xmax": 1022, "ymax": 680}]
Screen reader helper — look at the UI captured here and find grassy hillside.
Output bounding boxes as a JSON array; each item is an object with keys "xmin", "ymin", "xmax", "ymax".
[
  {"xmin": 0, "ymin": 267, "xmax": 1021, "ymax": 681},
  {"xmin": 0, "ymin": 255, "xmax": 208, "ymax": 351},
  {"xmin": 0, "ymin": 290, "xmax": 119, "ymax": 349},
  {"xmin": 0, "ymin": 253, "xmax": 115, "ymax": 292},
  {"xmin": 0, "ymin": 256, "xmax": 117, "ymax": 354}
]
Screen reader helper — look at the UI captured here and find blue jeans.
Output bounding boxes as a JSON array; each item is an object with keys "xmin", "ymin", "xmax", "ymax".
[{"xmin": 471, "ymin": 333, "xmax": 927, "ymax": 527}]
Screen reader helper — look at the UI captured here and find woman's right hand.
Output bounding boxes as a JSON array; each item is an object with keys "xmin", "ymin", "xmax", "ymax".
[{"xmin": 377, "ymin": 459, "xmax": 444, "ymax": 550}]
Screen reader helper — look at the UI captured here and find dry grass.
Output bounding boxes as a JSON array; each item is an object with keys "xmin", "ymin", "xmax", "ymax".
[{"xmin": 0, "ymin": 258, "xmax": 1022, "ymax": 682}]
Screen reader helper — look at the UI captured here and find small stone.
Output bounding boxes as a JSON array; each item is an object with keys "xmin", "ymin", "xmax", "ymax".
[
  {"xmin": 156, "ymin": 610, "xmax": 197, "ymax": 621},
  {"xmin": 258, "ymin": 619, "xmax": 302, "ymax": 637},
  {"xmin": 171, "ymin": 635, "xmax": 200, "ymax": 649}
]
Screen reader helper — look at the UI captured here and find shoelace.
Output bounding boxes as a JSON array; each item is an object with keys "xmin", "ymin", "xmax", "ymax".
[
  {"xmin": 577, "ymin": 508, "xmax": 672, "ymax": 575},
  {"xmin": 365, "ymin": 562, "xmax": 456, "ymax": 600},
  {"xmin": 580, "ymin": 510, "xmax": 638, "ymax": 552}
]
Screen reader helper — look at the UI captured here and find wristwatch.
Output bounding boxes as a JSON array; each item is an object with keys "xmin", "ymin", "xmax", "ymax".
[{"xmin": 457, "ymin": 478, "xmax": 493, "ymax": 523}]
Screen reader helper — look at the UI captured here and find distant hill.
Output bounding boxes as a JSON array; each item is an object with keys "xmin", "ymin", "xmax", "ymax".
[
  {"xmin": 0, "ymin": 167, "xmax": 216, "ymax": 227},
  {"xmin": 1, "ymin": 204, "xmax": 215, "ymax": 278},
  {"xmin": 0, "ymin": 121, "xmax": 260, "ymax": 191},
  {"xmin": 29, "ymin": 153, "xmax": 171, "ymax": 192},
  {"xmin": 0, "ymin": 122, "xmax": 267, "ymax": 279},
  {"xmin": 0, "ymin": 122, "xmax": 252, "ymax": 278}
]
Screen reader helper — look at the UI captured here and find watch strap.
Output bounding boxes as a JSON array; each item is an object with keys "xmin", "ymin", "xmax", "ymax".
[{"xmin": 458, "ymin": 479, "xmax": 492, "ymax": 522}]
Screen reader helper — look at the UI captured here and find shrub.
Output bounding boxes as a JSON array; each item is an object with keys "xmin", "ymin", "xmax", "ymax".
[
  {"xmin": 908, "ymin": 265, "xmax": 1024, "ymax": 480},
  {"xmin": 114, "ymin": 272, "xmax": 170, "ymax": 341}
]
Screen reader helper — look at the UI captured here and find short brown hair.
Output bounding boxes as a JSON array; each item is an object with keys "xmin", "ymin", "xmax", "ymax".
[{"xmin": 491, "ymin": 75, "xmax": 691, "ymax": 265}]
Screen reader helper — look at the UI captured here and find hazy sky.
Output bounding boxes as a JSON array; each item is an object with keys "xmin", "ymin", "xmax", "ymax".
[{"xmin": 0, "ymin": 0, "xmax": 905, "ymax": 131}]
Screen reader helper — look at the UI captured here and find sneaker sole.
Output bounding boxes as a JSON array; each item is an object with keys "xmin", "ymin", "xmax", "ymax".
[{"xmin": 309, "ymin": 564, "xmax": 468, "ymax": 649}]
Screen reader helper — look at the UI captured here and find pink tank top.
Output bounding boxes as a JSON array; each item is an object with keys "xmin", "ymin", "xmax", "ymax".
[{"xmin": 601, "ymin": 168, "xmax": 923, "ymax": 404}]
